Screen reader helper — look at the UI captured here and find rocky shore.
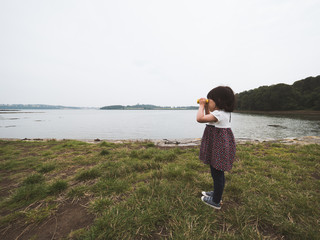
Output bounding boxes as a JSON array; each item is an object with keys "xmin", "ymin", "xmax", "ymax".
[
  {"xmin": 153, "ymin": 136, "xmax": 320, "ymax": 147},
  {"xmin": 1, "ymin": 136, "xmax": 320, "ymax": 147}
]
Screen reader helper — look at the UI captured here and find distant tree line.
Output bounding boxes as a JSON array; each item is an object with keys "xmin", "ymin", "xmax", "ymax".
[
  {"xmin": 0, "ymin": 104, "xmax": 82, "ymax": 110},
  {"xmin": 236, "ymin": 76, "xmax": 320, "ymax": 111},
  {"xmin": 100, "ymin": 104, "xmax": 198, "ymax": 110},
  {"xmin": 101, "ymin": 105, "xmax": 126, "ymax": 110}
]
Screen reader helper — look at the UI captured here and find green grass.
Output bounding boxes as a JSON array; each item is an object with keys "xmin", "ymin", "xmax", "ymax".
[
  {"xmin": 47, "ymin": 180, "xmax": 68, "ymax": 195},
  {"xmin": 75, "ymin": 168, "xmax": 102, "ymax": 181},
  {"xmin": 0, "ymin": 139, "xmax": 319, "ymax": 239}
]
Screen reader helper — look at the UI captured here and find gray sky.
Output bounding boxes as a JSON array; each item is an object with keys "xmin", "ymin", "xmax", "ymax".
[{"xmin": 1, "ymin": 0, "xmax": 319, "ymax": 107}]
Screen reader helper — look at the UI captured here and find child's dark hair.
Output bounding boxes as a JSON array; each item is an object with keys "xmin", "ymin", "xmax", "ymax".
[{"xmin": 207, "ymin": 86, "xmax": 235, "ymax": 112}]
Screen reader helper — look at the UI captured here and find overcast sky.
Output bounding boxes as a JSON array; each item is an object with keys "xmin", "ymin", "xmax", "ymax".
[{"xmin": 0, "ymin": 0, "xmax": 319, "ymax": 107}]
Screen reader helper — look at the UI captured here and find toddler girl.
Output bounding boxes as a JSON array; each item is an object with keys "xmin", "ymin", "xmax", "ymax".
[{"xmin": 196, "ymin": 86, "xmax": 236, "ymax": 209}]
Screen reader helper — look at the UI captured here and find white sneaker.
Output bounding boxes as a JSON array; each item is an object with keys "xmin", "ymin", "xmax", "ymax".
[
  {"xmin": 201, "ymin": 191, "xmax": 214, "ymax": 197},
  {"xmin": 201, "ymin": 191, "xmax": 223, "ymax": 204},
  {"xmin": 201, "ymin": 196, "xmax": 221, "ymax": 210}
]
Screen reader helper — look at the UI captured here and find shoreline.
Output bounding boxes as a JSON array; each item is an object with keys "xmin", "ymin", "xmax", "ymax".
[{"xmin": 1, "ymin": 136, "xmax": 320, "ymax": 146}]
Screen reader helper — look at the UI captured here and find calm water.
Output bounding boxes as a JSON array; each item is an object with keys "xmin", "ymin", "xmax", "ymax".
[{"xmin": 1, "ymin": 110, "xmax": 320, "ymax": 140}]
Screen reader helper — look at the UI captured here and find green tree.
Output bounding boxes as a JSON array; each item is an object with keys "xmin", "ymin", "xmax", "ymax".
[{"xmin": 236, "ymin": 75, "xmax": 319, "ymax": 111}]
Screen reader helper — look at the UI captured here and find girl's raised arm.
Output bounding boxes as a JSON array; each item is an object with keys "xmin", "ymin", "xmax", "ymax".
[{"xmin": 196, "ymin": 98, "xmax": 217, "ymax": 123}]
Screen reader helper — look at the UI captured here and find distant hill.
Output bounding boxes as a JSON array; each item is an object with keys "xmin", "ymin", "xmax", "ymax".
[
  {"xmin": 236, "ymin": 75, "xmax": 320, "ymax": 111},
  {"xmin": 100, "ymin": 104, "xmax": 198, "ymax": 110},
  {"xmin": 0, "ymin": 103, "xmax": 198, "ymax": 111},
  {"xmin": 0, "ymin": 104, "xmax": 85, "ymax": 110}
]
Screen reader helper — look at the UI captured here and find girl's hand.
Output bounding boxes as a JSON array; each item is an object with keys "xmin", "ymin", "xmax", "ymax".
[
  {"xmin": 196, "ymin": 98, "xmax": 217, "ymax": 123},
  {"xmin": 198, "ymin": 98, "xmax": 208, "ymax": 106}
]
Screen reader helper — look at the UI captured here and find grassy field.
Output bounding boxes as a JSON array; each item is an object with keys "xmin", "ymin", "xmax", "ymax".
[{"xmin": 0, "ymin": 140, "xmax": 319, "ymax": 240}]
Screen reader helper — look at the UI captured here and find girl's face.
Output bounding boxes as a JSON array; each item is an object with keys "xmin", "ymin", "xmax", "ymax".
[{"xmin": 208, "ymin": 99, "xmax": 218, "ymax": 112}]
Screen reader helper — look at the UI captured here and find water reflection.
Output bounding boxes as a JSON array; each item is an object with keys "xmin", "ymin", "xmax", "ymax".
[{"xmin": 232, "ymin": 112, "xmax": 320, "ymax": 140}]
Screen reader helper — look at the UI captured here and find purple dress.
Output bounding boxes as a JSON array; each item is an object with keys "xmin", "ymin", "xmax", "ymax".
[{"xmin": 199, "ymin": 111, "xmax": 236, "ymax": 171}]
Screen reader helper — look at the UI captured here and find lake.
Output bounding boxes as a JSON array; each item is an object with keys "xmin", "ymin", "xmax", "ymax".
[{"xmin": 1, "ymin": 110, "xmax": 320, "ymax": 140}]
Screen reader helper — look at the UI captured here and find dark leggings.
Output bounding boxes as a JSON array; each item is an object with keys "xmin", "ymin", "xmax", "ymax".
[{"xmin": 210, "ymin": 165, "xmax": 225, "ymax": 204}]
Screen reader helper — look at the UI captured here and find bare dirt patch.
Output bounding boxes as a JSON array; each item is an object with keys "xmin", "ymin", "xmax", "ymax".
[{"xmin": 1, "ymin": 198, "xmax": 95, "ymax": 240}]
